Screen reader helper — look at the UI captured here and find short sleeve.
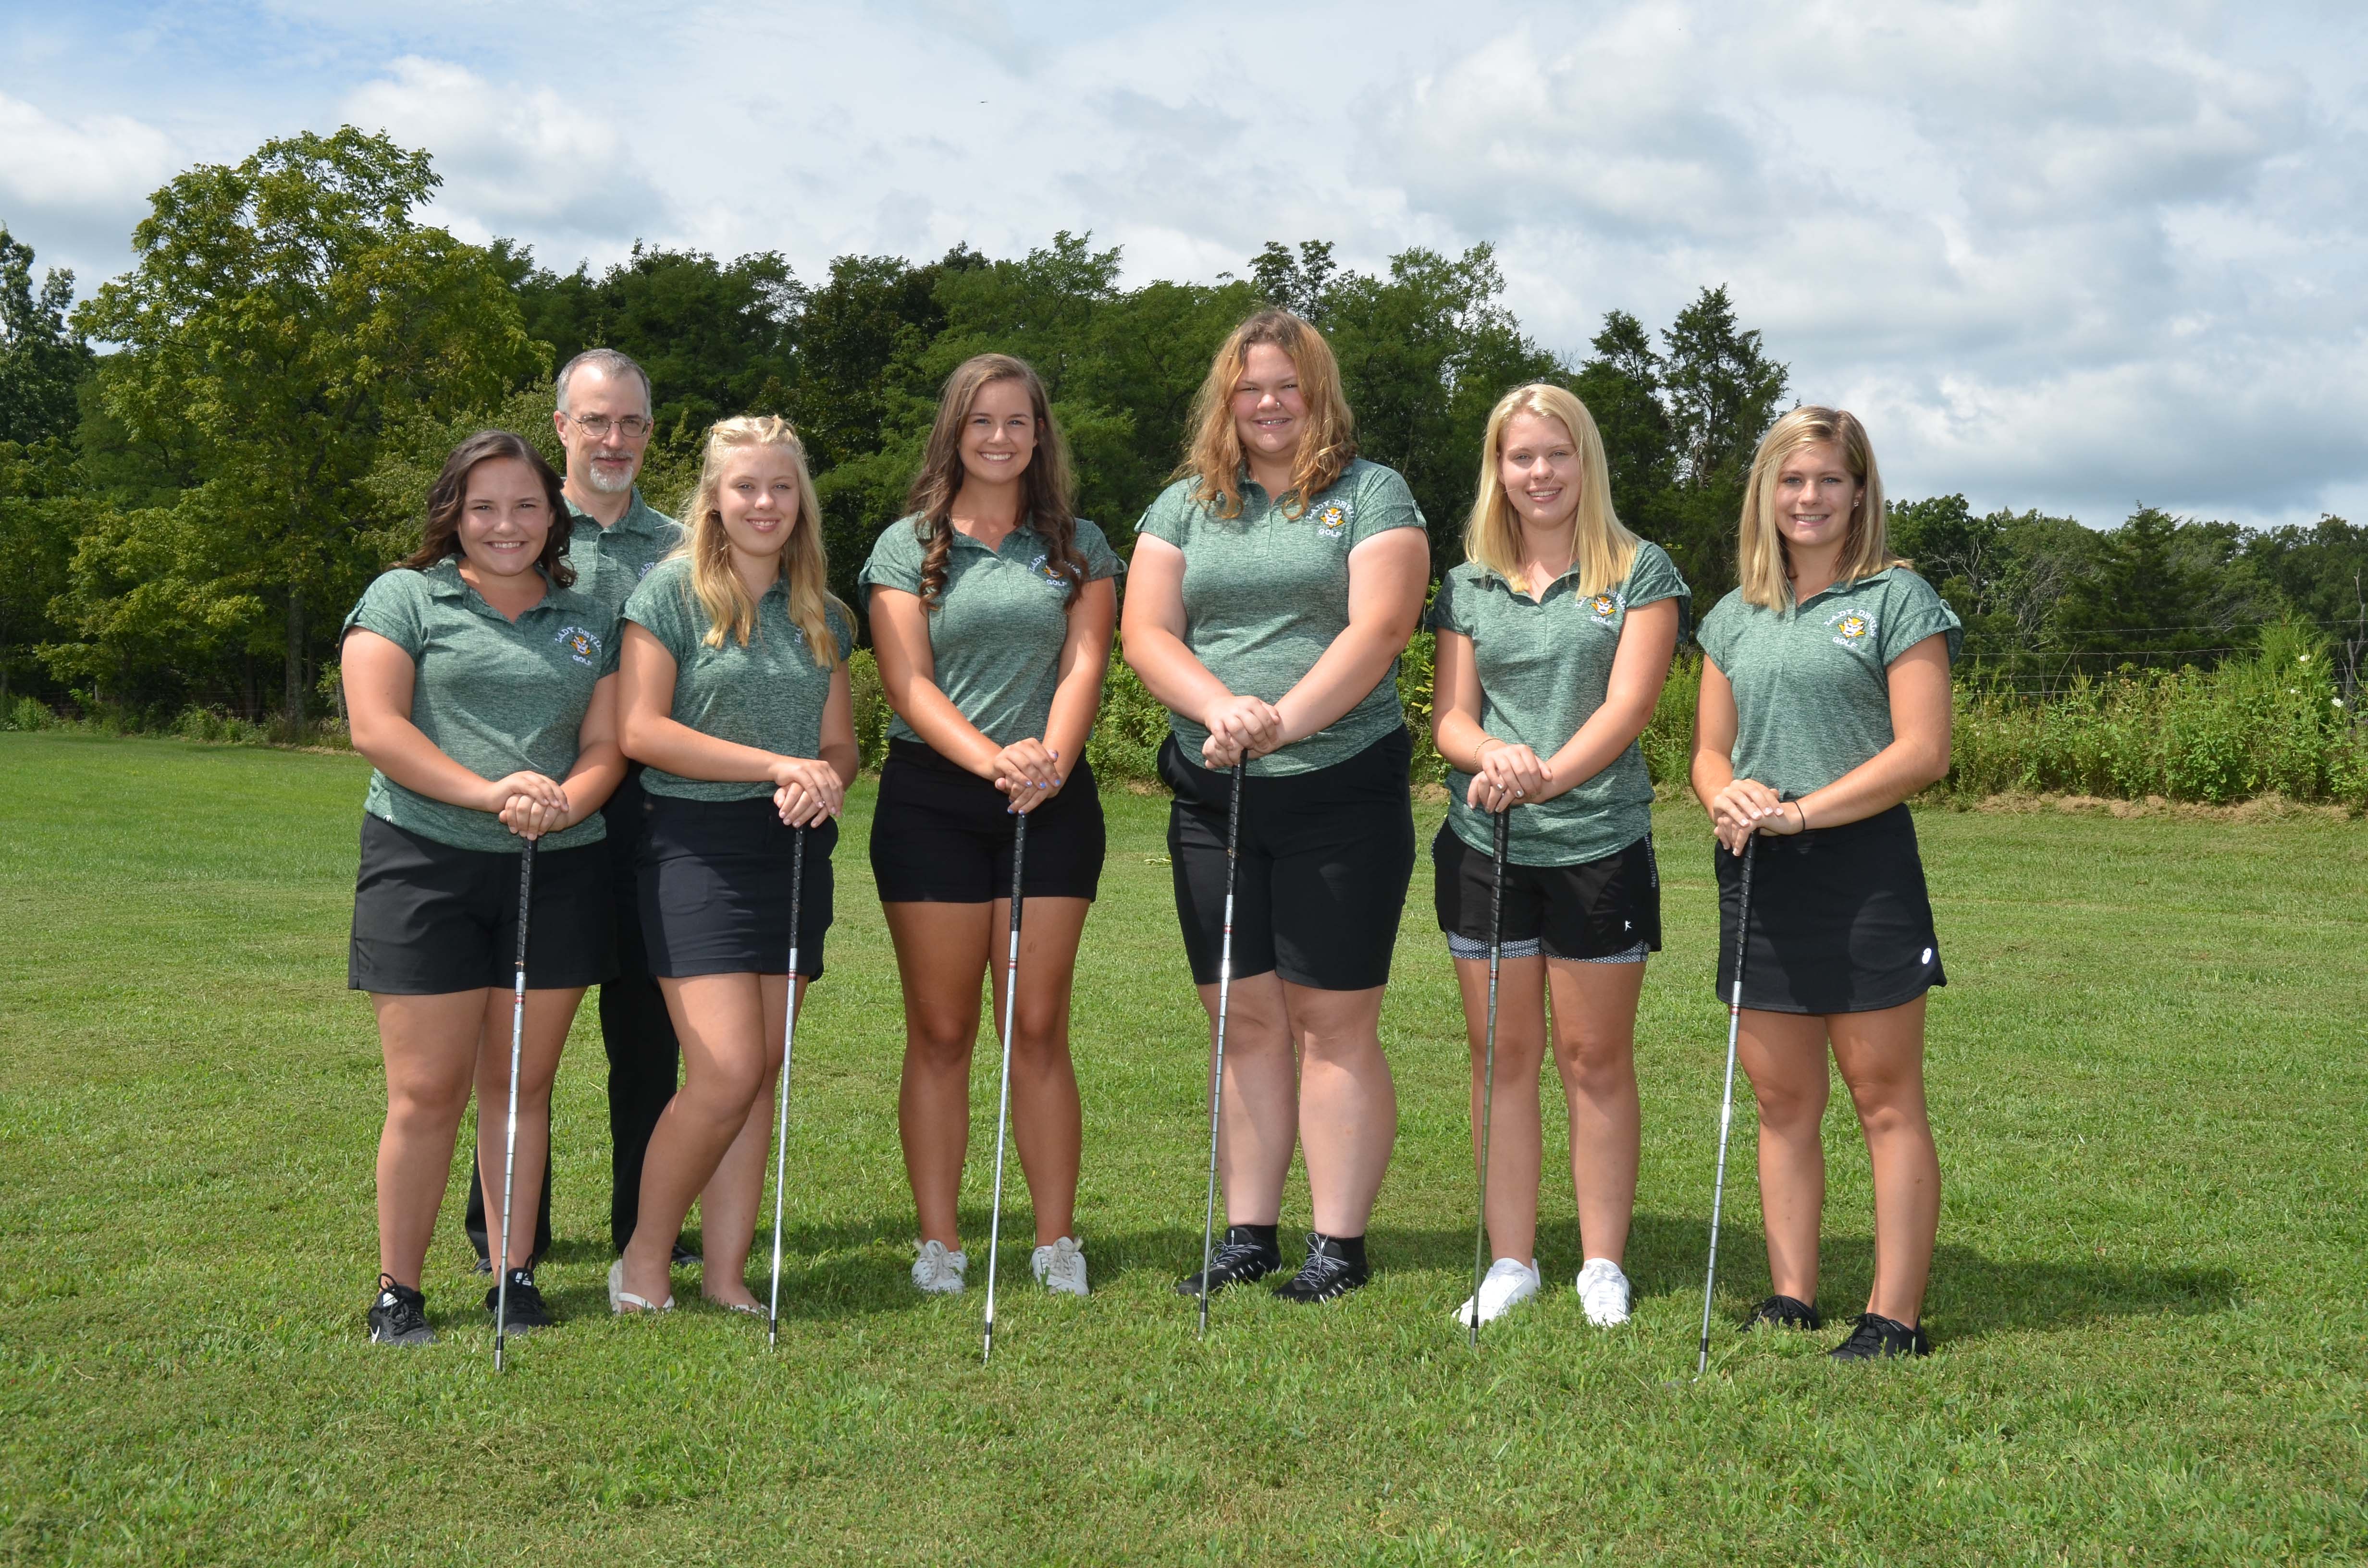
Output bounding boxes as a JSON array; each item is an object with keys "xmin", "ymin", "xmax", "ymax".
[
  {"xmin": 343, "ymin": 570, "xmax": 429, "ymax": 658},
  {"xmin": 1696, "ymin": 589, "xmax": 1744, "ymax": 674},
  {"xmin": 857, "ymin": 517, "xmax": 927, "ymax": 599},
  {"xmin": 826, "ymin": 601, "xmax": 855, "ymax": 661},
  {"xmin": 1135, "ymin": 480, "xmax": 1194, "ymax": 548},
  {"xmin": 1074, "ymin": 519, "xmax": 1122, "ymax": 581},
  {"xmin": 623, "ymin": 561, "xmax": 697, "ymax": 664},
  {"xmin": 1426, "ymin": 568, "xmax": 1470, "ymax": 637},
  {"xmin": 1877, "ymin": 571, "xmax": 1964, "ymax": 666},
  {"xmin": 1347, "ymin": 464, "xmax": 1424, "ymax": 547},
  {"xmin": 1624, "ymin": 542, "xmax": 1694, "ymax": 640}
]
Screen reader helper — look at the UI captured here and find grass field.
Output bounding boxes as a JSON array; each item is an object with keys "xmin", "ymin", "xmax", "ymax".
[{"xmin": 1, "ymin": 733, "xmax": 2364, "ymax": 1565}]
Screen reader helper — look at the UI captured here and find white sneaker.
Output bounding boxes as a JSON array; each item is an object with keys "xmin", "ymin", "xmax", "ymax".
[
  {"xmin": 1576, "ymin": 1257, "xmax": 1632, "ymax": 1325},
  {"xmin": 912, "ymin": 1239, "xmax": 968, "ymax": 1295},
  {"xmin": 1031, "ymin": 1236, "xmax": 1090, "ymax": 1297},
  {"xmin": 1453, "ymin": 1257, "xmax": 1540, "ymax": 1326}
]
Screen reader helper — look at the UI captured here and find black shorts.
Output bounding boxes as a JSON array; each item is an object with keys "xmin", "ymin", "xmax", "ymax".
[
  {"xmin": 1161, "ymin": 727, "xmax": 1417, "ymax": 992},
  {"xmin": 1432, "ymin": 824, "xmax": 1661, "ymax": 962},
  {"xmin": 348, "ymin": 813, "xmax": 617, "ymax": 994},
  {"xmin": 638, "ymin": 794, "xmax": 834, "ymax": 980},
  {"xmin": 870, "ymin": 738, "xmax": 1106, "ymax": 902},
  {"xmin": 1716, "ymin": 804, "xmax": 1947, "ymax": 1014}
]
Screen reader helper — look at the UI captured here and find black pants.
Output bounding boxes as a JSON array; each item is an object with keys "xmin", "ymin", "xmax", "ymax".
[{"xmin": 467, "ymin": 768, "xmax": 684, "ymax": 1262}]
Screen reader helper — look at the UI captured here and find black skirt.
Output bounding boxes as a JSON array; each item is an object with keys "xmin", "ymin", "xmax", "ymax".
[
  {"xmin": 638, "ymin": 794, "xmax": 834, "ymax": 980},
  {"xmin": 348, "ymin": 813, "xmax": 617, "ymax": 995},
  {"xmin": 1714, "ymin": 805, "xmax": 1945, "ymax": 1015}
]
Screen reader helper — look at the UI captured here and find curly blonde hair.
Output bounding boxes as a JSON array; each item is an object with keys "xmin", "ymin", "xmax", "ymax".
[{"xmin": 1176, "ymin": 309, "xmax": 1357, "ymax": 519}]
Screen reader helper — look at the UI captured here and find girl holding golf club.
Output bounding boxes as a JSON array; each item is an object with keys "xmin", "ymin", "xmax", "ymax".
[
  {"xmin": 611, "ymin": 415, "xmax": 858, "ymax": 1316},
  {"xmin": 1125, "ymin": 308, "xmax": 1431, "ymax": 1305},
  {"xmin": 862, "ymin": 354, "xmax": 1120, "ymax": 1299},
  {"xmin": 1429, "ymin": 383, "xmax": 1689, "ymax": 1329},
  {"xmin": 345, "ymin": 430, "xmax": 625, "ymax": 1346},
  {"xmin": 1690, "ymin": 405, "xmax": 1959, "ymax": 1361}
]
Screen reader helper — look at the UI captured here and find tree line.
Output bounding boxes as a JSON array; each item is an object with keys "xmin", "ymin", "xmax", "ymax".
[{"xmin": 1, "ymin": 128, "xmax": 2361, "ymax": 726}]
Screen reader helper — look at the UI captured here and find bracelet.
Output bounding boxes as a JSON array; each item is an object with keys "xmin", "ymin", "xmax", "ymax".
[{"xmin": 1792, "ymin": 800, "xmax": 1810, "ymax": 833}]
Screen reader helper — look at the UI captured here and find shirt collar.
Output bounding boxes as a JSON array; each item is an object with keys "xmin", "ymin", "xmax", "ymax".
[
  {"xmin": 423, "ymin": 557, "xmax": 558, "ymax": 618},
  {"xmin": 1796, "ymin": 566, "xmax": 1896, "ymax": 609},
  {"xmin": 567, "ymin": 488, "xmax": 666, "ymax": 536}
]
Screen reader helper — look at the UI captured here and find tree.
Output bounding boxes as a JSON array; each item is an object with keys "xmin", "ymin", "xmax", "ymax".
[
  {"xmin": 1652, "ymin": 286, "xmax": 1789, "ymax": 606},
  {"xmin": 0, "ymin": 227, "xmax": 92, "ymax": 446},
  {"xmin": 1249, "ymin": 240, "xmax": 1338, "ymax": 323},
  {"xmin": 2244, "ymin": 514, "xmax": 2368, "ymax": 702},
  {"xmin": 1572, "ymin": 309, "xmax": 1674, "ymax": 537},
  {"xmin": 0, "ymin": 440, "xmax": 79, "ymax": 704},
  {"xmin": 2052, "ymin": 506, "xmax": 2229, "ymax": 665},
  {"xmin": 74, "ymin": 128, "xmax": 541, "ymax": 720}
]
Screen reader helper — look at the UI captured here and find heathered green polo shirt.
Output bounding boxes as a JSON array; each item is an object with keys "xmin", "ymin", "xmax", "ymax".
[
  {"xmin": 623, "ymin": 555, "xmax": 852, "ymax": 802},
  {"xmin": 1135, "ymin": 457, "xmax": 1426, "ymax": 777},
  {"xmin": 859, "ymin": 515, "xmax": 1122, "ymax": 748},
  {"xmin": 341, "ymin": 560, "xmax": 618, "ymax": 853},
  {"xmin": 567, "ymin": 490, "xmax": 682, "ymax": 616},
  {"xmin": 1430, "ymin": 540, "xmax": 1691, "ymax": 866},
  {"xmin": 1696, "ymin": 567, "xmax": 1963, "ymax": 799}
]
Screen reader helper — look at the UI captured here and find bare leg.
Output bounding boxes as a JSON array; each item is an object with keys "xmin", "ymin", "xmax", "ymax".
[
  {"xmin": 470, "ymin": 986, "xmax": 589, "ymax": 1272},
  {"xmin": 885, "ymin": 901, "xmax": 993, "ymax": 1251},
  {"xmin": 1283, "ymin": 981, "xmax": 1396, "ymax": 1237},
  {"xmin": 1737, "ymin": 1009, "xmax": 1835, "ymax": 1306},
  {"xmin": 372, "ymin": 991, "xmax": 487, "ymax": 1287},
  {"xmin": 1452, "ymin": 956, "xmax": 1549, "ymax": 1263},
  {"xmin": 696, "ymin": 976, "xmax": 800, "ymax": 1309},
  {"xmin": 983, "ymin": 896, "xmax": 1092, "ymax": 1245},
  {"xmin": 1199, "ymin": 971, "xmax": 1295, "ymax": 1227},
  {"xmin": 1544, "ymin": 959, "xmax": 1646, "ymax": 1267},
  {"xmin": 1830, "ymin": 995, "xmax": 1938, "ymax": 1324}
]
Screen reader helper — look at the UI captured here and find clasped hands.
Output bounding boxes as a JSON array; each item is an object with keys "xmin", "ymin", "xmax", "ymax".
[
  {"xmin": 1197, "ymin": 693, "xmax": 1284, "ymax": 770},
  {"xmin": 1707, "ymin": 777, "xmax": 1808, "ymax": 855}
]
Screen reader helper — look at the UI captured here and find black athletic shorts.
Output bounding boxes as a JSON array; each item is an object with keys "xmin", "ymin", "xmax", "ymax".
[
  {"xmin": 1716, "ymin": 803, "xmax": 1946, "ymax": 1014},
  {"xmin": 638, "ymin": 794, "xmax": 833, "ymax": 980},
  {"xmin": 348, "ymin": 813, "xmax": 617, "ymax": 995},
  {"xmin": 1432, "ymin": 823, "xmax": 1661, "ymax": 963},
  {"xmin": 1160, "ymin": 726, "xmax": 1417, "ymax": 992},
  {"xmin": 870, "ymin": 738, "xmax": 1105, "ymax": 903}
]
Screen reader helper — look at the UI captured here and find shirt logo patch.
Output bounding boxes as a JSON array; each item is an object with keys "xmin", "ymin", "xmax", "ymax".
[
  {"xmin": 1584, "ymin": 590, "xmax": 1626, "ymax": 629},
  {"xmin": 637, "ymin": 561, "xmax": 657, "ymax": 579},
  {"xmin": 1827, "ymin": 609, "xmax": 1876, "ymax": 654},
  {"xmin": 553, "ymin": 625, "xmax": 603, "ymax": 667},
  {"xmin": 1313, "ymin": 499, "xmax": 1355, "ymax": 540},
  {"xmin": 1028, "ymin": 552, "xmax": 1066, "ymax": 589}
]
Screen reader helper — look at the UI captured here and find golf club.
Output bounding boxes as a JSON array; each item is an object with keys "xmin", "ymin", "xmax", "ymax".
[
  {"xmin": 1694, "ymin": 832, "xmax": 1759, "ymax": 1380},
  {"xmin": 493, "ymin": 835, "xmax": 535, "ymax": 1373},
  {"xmin": 1196, "ymin": 759, "xmax": 1247, "ymax": 1339},
  {"xmin": 981, "ymin": 809, "xmax": 1029, "ymax": 1364},
  {"xmin": 765, "ymin": 824, "xmax": 807, "ymax": 1348},
  {"xmin": 1468, "ymin": 804, "xmax": 1510, "ymax": 1347}
]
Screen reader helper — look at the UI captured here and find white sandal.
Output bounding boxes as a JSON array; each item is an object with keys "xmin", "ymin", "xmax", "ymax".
[{"xmin": 608, "ymin": 1258, "xmax": 674, "ymax": 1314}]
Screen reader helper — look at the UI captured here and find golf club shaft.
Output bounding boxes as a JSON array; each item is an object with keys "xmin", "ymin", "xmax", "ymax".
[
  {"xmin": 494, "ymin": 835, "xmax": 535, "ymax": 1373},
  {"xmin": 767, "ymin": 825, "xmax": 807, "ymax": 1348},
  {"xmin": 983, "ymin": 810, "xmax": 1028, "ymax": 1363},
  {"xmin": 1197, "ymin": 760, "xmax": 1246, "ymax": 1339},
  {"xmin": 1470, "ymin": 805, "xmax": 1509, "ymax": 1347},
  {"xmin": 1696, "ymin": 834, "xmax": 1757, "ymax": 1378}
]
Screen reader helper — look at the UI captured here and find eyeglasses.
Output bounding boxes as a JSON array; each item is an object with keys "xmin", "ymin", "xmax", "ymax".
[{"xmin": 564, "ymin": 413, "xmax": 653, "ymax": 440}]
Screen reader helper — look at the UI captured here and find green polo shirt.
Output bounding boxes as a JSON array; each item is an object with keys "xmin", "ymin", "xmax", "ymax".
[
  {"xmin": 858, "ymin": 515, "xmax": 1123, "ymax": 748},
  {"xmin": 1135, "ymin": 457, "xmax": 1426, "ymax": 777},
  {"xmin": 623, "ymin": 555, "xmax": 852, "ymax": 801},
  {"xmin": 567, "ymin": 490, "xmax": 683, "ymax": 616},
  {"xmin": 341, "ymin": 560, "xmax": 618, "ymax": 853},
  {"xmin": 1430, "ymin": 541, "xmax": 1691, "ymax": 866},
  {"xmin": 1696, "ymin": 567, "xmax": 1963, "ymax": 799}
]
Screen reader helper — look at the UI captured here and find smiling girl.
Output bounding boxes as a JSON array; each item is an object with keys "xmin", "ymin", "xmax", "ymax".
[
  {"xmin": 611, "ymin": 416, "xmax": 858, "ymax": 1316},
  {"xmin": 1428, "ymin": 384, "xmax": 1688, "ymax": 1328},
  {"xmin": 343, "ymin": 431, "xmax": 625, "ymax": 1346},
  {"xmin": 1690, "ymin": 405, "xmax": 1961, "ymax": 1360}
]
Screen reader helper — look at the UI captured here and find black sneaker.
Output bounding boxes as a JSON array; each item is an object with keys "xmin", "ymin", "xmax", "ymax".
[
  {"xmin": 484, "ymin": 1268, "xmax": 552, "ymax": 1334},
  {"xmin": 1272, "ymin": 1233, "xmax": 1369, "ymax": 1304},
  {"xmin": 1175, "ymin": 1225, "xmax": 1283, "ymax": 1296},
  {"xmin": 1745, "ymin": 1294, "xmax": 1824, "ymax": 1331},
  {"xmin": 671, "ymin": 1241, "xmax": 703, "ymax": 1268},
  {"xmin": 1828, "ymin": 1312, "xmax": 1932, "ymax": 1361},
  {"xmin": 367, "ymin": 1275, "xmax": 436, "ymax": 1346}
]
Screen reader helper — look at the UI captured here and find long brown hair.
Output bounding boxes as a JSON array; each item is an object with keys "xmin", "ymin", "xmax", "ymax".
[
  {"xmin": 671, "ymin": 415, "xmax": 843, "ymax": 665},
  {"xmin": 903, "ymin": 353, "xmax": 1085, "ymax": 607},
  {"xmin": 1176, "ymin": 309, "xmax": 1357, "ymax": 519},
  {"xmin": 399, "ymin": 430, "xmax": 576, "ymax": 587},
  {"xmin": 1737, "ymin": 406, "xmax": 1901, "ymax": 611}
]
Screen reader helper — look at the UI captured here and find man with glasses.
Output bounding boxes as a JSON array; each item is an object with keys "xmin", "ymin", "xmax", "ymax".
[{"xmin": 465, "ymin": 347, "xmax": 696, "ymax": 1275}]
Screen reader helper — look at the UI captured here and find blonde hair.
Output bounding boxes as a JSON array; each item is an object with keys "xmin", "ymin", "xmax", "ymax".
[
  {"xmin": 674, "ymin": 415, "xmax": 844, "ymax": 665},
  {"xmin": 1177, "ymin": 308, "xmax": 1357, "ymax": 519},
  {"xmin": 1737, "ymin": 405, "xmax": 1901, "ymax": 611},
  {"xmin": 1463, "ymin": 383, "xmax": 1637, "ymax": 599}
]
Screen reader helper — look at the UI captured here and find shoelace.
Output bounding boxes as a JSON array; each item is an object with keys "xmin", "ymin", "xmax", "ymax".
[
  {"xmin": 1838, "ymin": 1314, "xmax": 1892, "ymax": 1352},
  {"xmin": 1296, "ymin": 1248, "xmax": 1351, "ymax": 1291},
  {"xmin": 1210, "ymin": 1238, "xmax": 1270, "ymax": 1275}
]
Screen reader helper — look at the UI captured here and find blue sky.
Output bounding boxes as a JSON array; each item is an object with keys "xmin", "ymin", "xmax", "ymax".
[{"xmin": 4, "ymin": 0, "xmax": 2362, "ymax": 532}]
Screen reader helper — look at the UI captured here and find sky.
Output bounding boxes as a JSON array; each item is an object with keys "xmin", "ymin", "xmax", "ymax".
[{"xmin": 2, "ymin": 0, "xmax": 2361, "ymax": 531}]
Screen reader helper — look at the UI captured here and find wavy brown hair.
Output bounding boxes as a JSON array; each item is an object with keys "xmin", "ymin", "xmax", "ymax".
[
  {"xmin": 1176, "ymin": 309, "xmax": 1357, "ymax": 519},
  {"xmin": 902, "ymin": 354, "xmax": 1085, "ymax": 608},
  {"xmin": 399, "ymin": 430, "xmax": 575, "ymax": 586}
]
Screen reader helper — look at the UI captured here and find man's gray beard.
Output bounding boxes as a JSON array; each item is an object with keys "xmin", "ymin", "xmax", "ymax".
[{"xmin": 583, "ymin": 462, "xmax": 638, "ymax": 495}]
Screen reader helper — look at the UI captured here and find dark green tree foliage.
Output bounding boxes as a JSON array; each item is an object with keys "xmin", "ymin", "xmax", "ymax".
[
  {"xmin": 2244, "ymin": 514, "xmax": 2367, "ymax": 698},
  {"xmin": 1249, "ymin": 240, "xmax": 1338, "ymax": 323},
  {"xmin": 0, "ymin": 439, "xmax": 80, "ymax": 703},
  {"xmin": 2054, "ymin": 506, "xmax": 2245, "ymax": 665},
  {"xmin": 1571, "ymin": 310, "xmax": 1675, "ymax": 536},
  {"xmin": 0, "ymin": 227, "xmax": 92, "ymax": 445}
]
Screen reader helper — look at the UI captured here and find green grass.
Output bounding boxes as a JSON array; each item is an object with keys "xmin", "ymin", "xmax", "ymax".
[{"xmin": 1, "ymin": 733, "xmax": 2363, "ymax": 1565}]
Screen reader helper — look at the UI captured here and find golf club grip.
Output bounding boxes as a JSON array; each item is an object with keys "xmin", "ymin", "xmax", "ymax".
[
  {"xmin": 768, "ymin": 825, "xmax": 806, "ymax": 1345},
  {"xmin": 1197, "ymin": 760, "xmax": 1246, "ymax": 1335}
]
